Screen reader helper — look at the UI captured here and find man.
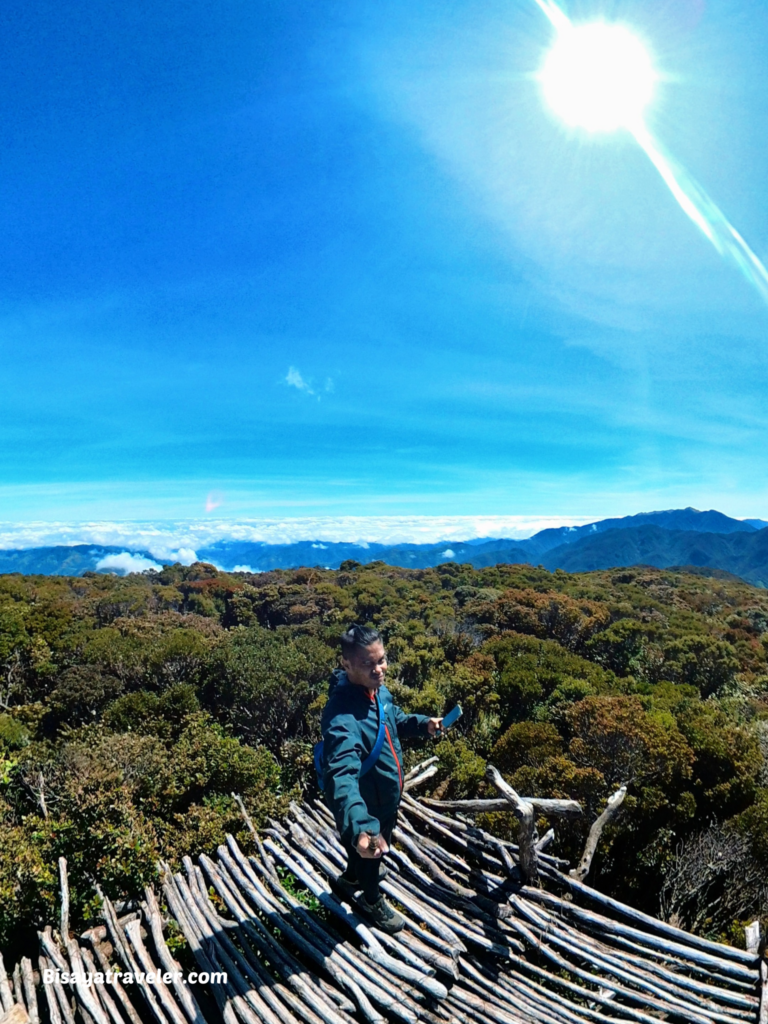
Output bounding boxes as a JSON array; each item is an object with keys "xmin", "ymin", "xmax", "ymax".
[{"xmin": 320, "ymin": 624, "xmax": 442, "ymax": 934}]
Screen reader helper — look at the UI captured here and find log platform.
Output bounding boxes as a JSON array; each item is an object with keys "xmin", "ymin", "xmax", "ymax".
[{"xmin": 3, "ymin": 785, "xmax": 765, "ymax": 1024}]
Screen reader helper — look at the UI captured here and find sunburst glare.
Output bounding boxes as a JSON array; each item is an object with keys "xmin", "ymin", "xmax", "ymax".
[
  {"xmin": 534, "ymin": 3, "xmax": 768, "ymax": 303},
  {"xmin": 541, "ymin": 23, "xmax": 656, "ymax": 133}
]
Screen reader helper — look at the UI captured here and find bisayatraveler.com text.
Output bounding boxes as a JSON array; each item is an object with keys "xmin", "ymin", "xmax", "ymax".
[{"xmin": 43, "ymin": 968, "xmax": 227, "ymax": 987}]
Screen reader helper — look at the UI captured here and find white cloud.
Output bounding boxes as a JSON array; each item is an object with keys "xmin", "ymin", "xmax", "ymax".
[
  {"xmin": 169, "ymin": 547, "xmax": 199, "ymax": 565},
  {"xmin": 231, "ymin": 564, "xmax": 261, "ymax": 573},
  {"xmin": 95, "ymin": 552, "xmax": 162, "ymax": 574},
  {"xmin": 441, "ymin": 549, "xmax": 455, "ymax": 559},
  {"xmin": 286, "ymin": 366, "xmax": 314, "ymax": 395},
  {"xmin": 0, "ymin": 515, "xmax": 598, "ymax": 555}
]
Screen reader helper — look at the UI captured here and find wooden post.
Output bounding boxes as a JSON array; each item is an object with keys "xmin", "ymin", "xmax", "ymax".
[
  {"xmin": 485, "ymin": 765, "xmax": 538, "ymax": 884},
  {"xmin": 570, "ymin": 786, "xmax": 627, "ymax": 882},
  {"xmin": 746, "ymin": 921, "xmax": 761, "ymax": 955},
  {"xmin": 57, "ymin": 858, "xmax": 70, "ymax": 942}
]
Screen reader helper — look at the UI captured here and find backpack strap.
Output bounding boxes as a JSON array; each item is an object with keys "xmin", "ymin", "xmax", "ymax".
[{"xmin": 360, "ymin": 692, "xmax": 387, "ymax": 778}]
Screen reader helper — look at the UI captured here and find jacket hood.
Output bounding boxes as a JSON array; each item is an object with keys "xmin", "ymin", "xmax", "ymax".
[{"xmin": 327, "ymin": 667, "xmax": 349, "ymax": 701}]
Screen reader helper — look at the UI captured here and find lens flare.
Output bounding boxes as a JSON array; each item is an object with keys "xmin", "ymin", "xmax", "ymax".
[
  {"xmin": 541, "ymin": 23, "xmax": 656, "ymax": 132},
  {"xmin": 533, "ymin": 2, "xmax": 768, "ymax": 303}
]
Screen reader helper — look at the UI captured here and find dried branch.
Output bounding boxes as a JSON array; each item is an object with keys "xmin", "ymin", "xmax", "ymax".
[
  {"xmin": 570, "ymin": 785, "xmax": 626, "ymax": 882},
  {"xmin": 485, "ymin": 765, "xmax": 538, "ymax": 885}
]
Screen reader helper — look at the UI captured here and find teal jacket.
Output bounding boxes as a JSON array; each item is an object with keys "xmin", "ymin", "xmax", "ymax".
[{"xmin": 321, "ymin": 669, "xmax": 431, "ymax": 845}]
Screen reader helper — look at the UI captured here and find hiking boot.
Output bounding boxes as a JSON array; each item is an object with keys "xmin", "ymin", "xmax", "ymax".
[
  {"xmin": 359, "ymin": 895, "xmax": 405, "ymax": 935},
  {"xmin": 334, "ymin": 871, "xmax": 360, "ymax": 899}
]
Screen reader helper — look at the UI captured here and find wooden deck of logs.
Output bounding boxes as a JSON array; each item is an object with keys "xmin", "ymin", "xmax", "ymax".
[{"xmin": 1, "ymin": 760, "xmax": 766, "ymax": 1024}]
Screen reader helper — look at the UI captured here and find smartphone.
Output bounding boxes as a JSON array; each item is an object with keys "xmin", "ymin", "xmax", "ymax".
[{"xmin": 441, "ymin": 704, "xmax": 462, "ymax": 730}]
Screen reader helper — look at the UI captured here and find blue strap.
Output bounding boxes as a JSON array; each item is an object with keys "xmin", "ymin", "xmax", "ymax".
[
  {"xmin": 315, "ymin": 692, "xmax": 388, "ymax": 790},
  {"xmin": 361, "ymin": 693, "xmax": 387, "ymax": 777}
]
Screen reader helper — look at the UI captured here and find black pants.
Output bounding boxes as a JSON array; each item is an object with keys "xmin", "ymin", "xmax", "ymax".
[{"xmin": 341, "ymin": 811, "xmax": 397, "ymax": 903}]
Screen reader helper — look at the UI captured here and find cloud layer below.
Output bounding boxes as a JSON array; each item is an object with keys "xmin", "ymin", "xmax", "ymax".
[{"xmin": 0, "ymin": 515, "xmax": 597, "ymax": 560}]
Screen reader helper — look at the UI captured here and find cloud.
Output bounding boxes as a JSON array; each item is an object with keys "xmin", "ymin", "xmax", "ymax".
[
  {"xmin": 231, "ymin": 564, "xmax": 261, "ymax": 573},
  {"xmin": 167, "ymin": 548, "xmax": 198, "ymax": 565},
  {"xmin": 286, "ymin": 366, "xmax": 315, "ymax": 395},
  {"xmin": 0, "ymin": 515, "xmax": 598, "ymax": 555},
  {"xmin": 95, "ymin": 552, "xmax": 162, "ymax": 574},
  {"xmin": 441, "ymin": 549, "xmax": 455, "ymax": 559}
]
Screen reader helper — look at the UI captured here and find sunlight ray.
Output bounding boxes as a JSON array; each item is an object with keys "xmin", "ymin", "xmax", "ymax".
[{"xmin": 535, "ymin": 0, "xmax": 768, "ymax": 303}]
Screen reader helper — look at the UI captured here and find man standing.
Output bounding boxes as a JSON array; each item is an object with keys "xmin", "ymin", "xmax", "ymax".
[{"xmin": 320, "ymin": 624, "xmax": 442, "ymax": 934}]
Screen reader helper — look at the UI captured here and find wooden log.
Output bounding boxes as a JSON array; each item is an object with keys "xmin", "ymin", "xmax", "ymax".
[
  {"xmin": 396, "ymin": 931, "xmax": 459, "ymax": 980},
  {"xmin": 404, "ymin": 757, "xmax": 439, "ymax": 782},
  {"xmin": 199, "ymin": 861, "xmax": 421, "ymax": 1024},
  {"xmin": 262, "ymin": 836, "xmax": 449, "ymax": 1001},
  {"xmin": 403, "ymin": 765, "xmax": 439, "ymax": 792},
  {"xmin": 0, "ymin": 956, "xmax": 14, "ymax": 1014},
  {"xmin": 142, "ymin": 888, "xmax": 208, "ymax": 1024},
  {"xmin": 385, "ymin": 873, "xmax": 523, "ymax": 959},
  {"xmin": 38, "ymin": 958, "xmax": 62, "ymax": 1024},
  {"xmin": 195, "ymin": 854, "xmax": 353, "ymax": 1024},
  {"xmin": 484, "ymin": 766, "xmax": 538, "ymax": 884},
  {"xmin": 457, "ymin": 962, "xmax": 577, "ymax": 1024},
  {"xmin": 506, "ymin": 913, "xmax": 730, "ymax": 1024},
  {"xmin": 182, "ymin": 866, "xmax": 313, "ymax": 1024},
  {"xmin": 225, "ymin": 838, "xmax": 452, "ymax": 1024},
  {"xmin": 536, "ymin": 829, "xmax": 555, "ymax": 851},
  {"xmin": 0, "ymin": 1006, "xmax": 29, "ymax": 1024},
  {"xmin": 471, "ymin": 956, "xmax": 631, "ymax": 1024},
  {"xmin": 232, "ymin": 793, "xmax": 279, "ymax": 878},
  {"xmin": 172, "ymin": 871, "xmax": 282, "ymax": 1024},
  {"xmin": 509, "ymin": 896, "xmax": 750, "ymax": 1024},
  {"xmin": 49, "ymin": 968, "xmax": 76, "ymax": 1024},
  {"xmin": 101, "ymin": 899, "xmax": 170, "ymax": 1024},
  {"xmin": 745, "ymin": 923, "xmax": 761, "ymax": 956},
  {"xmin": 160, "ymin": 869, "xmax": 239, "ymax": 1024},
  {"xmin": 78, "ymin": 947, "xmax": 125, "ymax": 1024},
  {"xmin": 421, "ymin": 797, "xmax": 582, "ymax": 818},
  {"xmin": 292, "ymin": 802, "xmax": 467, "ymax": 964},
  {"xmin": 570, "ymin": 785, "xmax": 626, "ymax": 881},
  {"xmin": 515, "ymin": 893, "xmax": 757, "ymax": 1014},
  {"xmin": 211, "ymin": 848, "xmax": 386, "ymax": 1024},
  {"xmin": 19, "ymin": 961, "xmax": 38, "ymax": 1024},
  {"xmin": 64, "ymin": 940, "xmax": 111, "ymax": 1024},
  {"xmin": 528, "ymin": 883, "xmax": 758, "ymax": 995},
  {"xmin": 58, "ymin": 858, "xmax": 70, "ymax": 943},
  {"xmin": 448, "ymin": 980, "xmax": 529, "ymax": 1024},
  {"xmin": 124, "ymin": 920, "xmax": 189, "ymax": 1024},
  {"xmin": 11, "ymin": 965, "xmax": 25, "ymax": 1013},
  {"xmin": 85, "ymin": 937, "xmax": 145, "ymax": 1024},
  {"xmin": 533, "ymin": 868, "xmax": 759, "ymax": 972}
]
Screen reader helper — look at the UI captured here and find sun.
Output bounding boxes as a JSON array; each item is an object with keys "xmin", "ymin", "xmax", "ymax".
[{"xmin": 540, "ymin": 22, "xmax": 656, "ymax": 133}]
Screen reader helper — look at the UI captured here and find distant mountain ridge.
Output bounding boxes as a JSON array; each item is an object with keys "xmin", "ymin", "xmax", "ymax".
[{"xmin": 0, "ymin": 508, "xmax": 767, "ymax": 585}]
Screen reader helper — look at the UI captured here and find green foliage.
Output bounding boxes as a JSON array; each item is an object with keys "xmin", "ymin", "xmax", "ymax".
[
  {"xmin": 0, "ymin": 559, "xmax": 766, "ymax": 945},
  {"xmin": 0, "ymin": 714, "xmax": 30, "ymax": 750},
  {"xmin": 662, "ymin": 635, "xmax": 740, "ymax": 697}
]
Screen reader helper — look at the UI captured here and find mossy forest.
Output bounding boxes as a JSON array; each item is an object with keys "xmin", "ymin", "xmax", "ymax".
[{"xmin": 1, "ymin": 559, "xmax": 767, "ymax": 951}]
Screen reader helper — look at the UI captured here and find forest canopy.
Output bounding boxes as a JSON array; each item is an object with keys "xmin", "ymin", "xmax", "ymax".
[{"xmin": 0, "ymin": 558, "xmax": 767, "ymax": 949}]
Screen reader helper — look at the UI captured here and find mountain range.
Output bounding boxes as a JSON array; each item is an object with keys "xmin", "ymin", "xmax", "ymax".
[{"xmin": 0, "ymin": 508, "xmax": 767, "ymax": 586}]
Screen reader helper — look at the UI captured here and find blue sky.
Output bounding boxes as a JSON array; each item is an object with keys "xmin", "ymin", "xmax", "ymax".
[{"xmin": 2, "ymin": 0, "xmax": 768, "ymax": 524}]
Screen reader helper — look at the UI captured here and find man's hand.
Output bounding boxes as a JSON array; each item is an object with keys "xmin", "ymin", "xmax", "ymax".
[
  {"xmin": 356, "ymin": 831, "xmax": 389, "ymax": 859},
  {"xmin": 427, "ymin": 717, "xmax": 444, "ymax": 737}
]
